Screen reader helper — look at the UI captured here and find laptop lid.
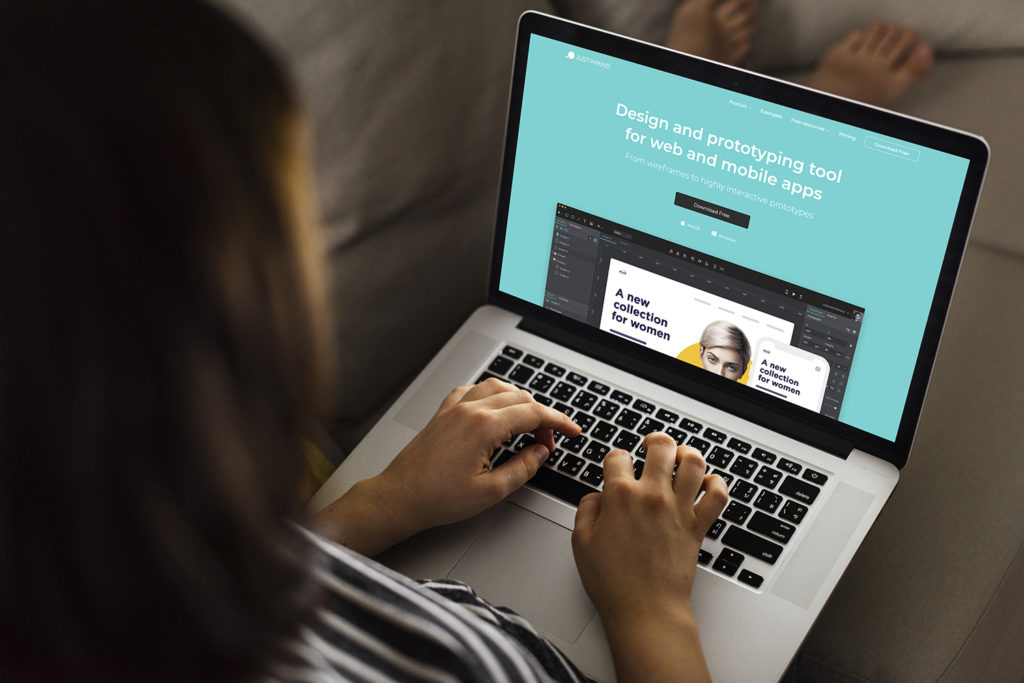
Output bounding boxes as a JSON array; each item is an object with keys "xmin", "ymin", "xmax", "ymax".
[{"xmin": 488, "ymin": 12, "xmax": 988, "ymax": 469}]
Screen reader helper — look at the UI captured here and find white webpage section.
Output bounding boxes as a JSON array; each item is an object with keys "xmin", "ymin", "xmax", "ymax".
[{"xmin": 599, "ymin": 258, "xmax": 795, "ymax": 357}]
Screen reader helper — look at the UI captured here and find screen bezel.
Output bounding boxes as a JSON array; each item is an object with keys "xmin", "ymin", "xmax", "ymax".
[{"xmin": 488, "ymin": 12, "xmax": 988, "ymax": 468}]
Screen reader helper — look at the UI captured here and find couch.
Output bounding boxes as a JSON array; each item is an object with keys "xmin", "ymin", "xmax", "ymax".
[{"xmin": 218, "ymin": 1, "xmax": 1024, "ymax": 680}]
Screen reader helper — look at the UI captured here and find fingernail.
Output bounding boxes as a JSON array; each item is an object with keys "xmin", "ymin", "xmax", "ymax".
[{"xmin": 529, "ymin": 444, "xmax": 550, "ymax": 461}]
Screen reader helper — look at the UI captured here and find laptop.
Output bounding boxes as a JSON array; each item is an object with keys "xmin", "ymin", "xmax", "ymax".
[{"xmin": 309, "ymin": 12, "xmax": 988, "ymax": 681}]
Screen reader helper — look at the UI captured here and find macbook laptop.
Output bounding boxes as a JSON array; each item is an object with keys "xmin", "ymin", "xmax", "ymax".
[{"xmin": 310, "ymin": 12, "xmax": 988, "ymax": 681}]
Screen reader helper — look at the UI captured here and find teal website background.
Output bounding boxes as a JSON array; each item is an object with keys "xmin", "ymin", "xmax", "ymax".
[{"xmin": 499, "ymin": 35, "xmax": 970, "ymax": 441}]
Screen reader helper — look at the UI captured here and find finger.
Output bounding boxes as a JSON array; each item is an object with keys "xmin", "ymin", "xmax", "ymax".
[
  {"xmin": 573, "ymin": 492, "xmax": 602, "ymax": 539},
  {"xmin": 694, "ymin": 473, "xmax": 729, "ymax": 533},
  {"xmin": 459, "ymin": 376, "xmax": 520, "ymax": 403},
  {"xmin": 496, "ymin": 401, "xmax": 581, "ymax": 441},
  {"xmin": 672, "ymin": 446, "xmax": 708, "ymax": 500},
  {"xmin": 471, "ymin": 386, "xmax": 535, "ymax": 411},
  {"xmin": 532, "ymin": 426, "xmax": 556, "ymax": 453},
  {"xmin": 436, "ymin": 384, "xmax": 473, "ymax": 414},
  {"xmin": 640, "ymin": 432, "xmax": 679, "ymax": 485},
  {"xmin": 489, "ymin": 443, "xmax": 549, "ymax": 496},
  {"xmin": 602, "ymin": 448, "xmax": 633, "ymax": 484}
]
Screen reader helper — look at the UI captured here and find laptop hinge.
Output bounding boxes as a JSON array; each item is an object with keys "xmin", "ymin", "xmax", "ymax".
[{"xmin": 517, "ymin": 314, "xmax": 853, "ymax": 459}]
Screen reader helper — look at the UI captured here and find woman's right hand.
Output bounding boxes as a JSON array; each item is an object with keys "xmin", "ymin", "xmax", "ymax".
[{"xmin": 571, "ymin": 433, "xmax": 727, "ymax": 682}]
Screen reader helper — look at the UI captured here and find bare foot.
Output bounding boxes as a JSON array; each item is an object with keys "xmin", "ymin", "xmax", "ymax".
[
  {"xmin": 666, "ymin": 0, "xmax": 756, "ymax": 66},
  {"xmin": 802, "ymin": 22, "xmax": 934, "ymax": 108}
]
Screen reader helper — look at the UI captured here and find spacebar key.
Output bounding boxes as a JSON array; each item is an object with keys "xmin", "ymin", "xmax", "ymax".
[{"xmin": 722, "ymin": 526, "xmax": 784, "ymax": 565}]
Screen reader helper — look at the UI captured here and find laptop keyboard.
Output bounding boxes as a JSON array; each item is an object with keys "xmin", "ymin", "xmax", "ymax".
[{"xmin": 479, "ymin": 344, "xmax": 830, "ymax": 591}]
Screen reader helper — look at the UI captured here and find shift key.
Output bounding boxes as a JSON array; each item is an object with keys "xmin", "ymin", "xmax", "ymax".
[{"xmin": 722, "ymin": 525, "xmax": 784, "ymax": 565}]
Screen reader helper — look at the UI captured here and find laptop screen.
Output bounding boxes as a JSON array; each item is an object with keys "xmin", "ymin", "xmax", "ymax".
[{"xmin": 494, "ymin": 20, "xmax": 983, "ymax": 450}]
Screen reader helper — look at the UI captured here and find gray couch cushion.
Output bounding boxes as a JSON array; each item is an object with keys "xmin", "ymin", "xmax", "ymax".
[{"xmin": 898, "ymin": 54, "xmax": 1024, "ymax": 259}]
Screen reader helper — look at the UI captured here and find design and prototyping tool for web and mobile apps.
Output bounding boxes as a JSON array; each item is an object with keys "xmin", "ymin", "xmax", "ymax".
[{"xmin": 499, "ymin": 35, "xmax": 969, "ymax": 442}]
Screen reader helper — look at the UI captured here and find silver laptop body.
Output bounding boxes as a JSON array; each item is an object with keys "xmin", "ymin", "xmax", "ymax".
[{"xmin": 311, "ymin": 13, "xmax": 987, "ymax": 681}]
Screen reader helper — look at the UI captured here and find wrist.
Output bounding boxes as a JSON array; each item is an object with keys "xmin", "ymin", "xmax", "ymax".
[
  {"xmin": 601, "ymin": 600, "xmax": 710, "ymax": 683},
  {"xmin": 312, "ymin": 476, "xmax": 422, "ymax": 557}
]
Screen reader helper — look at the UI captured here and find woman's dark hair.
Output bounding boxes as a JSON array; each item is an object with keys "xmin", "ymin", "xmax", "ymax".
[{"xmin": 0, "ymin": 1, "xmax": 327, "ymax": 679}]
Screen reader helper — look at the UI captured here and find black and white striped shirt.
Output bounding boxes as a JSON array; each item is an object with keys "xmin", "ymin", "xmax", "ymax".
[{"xmin": 269, "ymin": 528, "xmax": 593, "ymax": 682}]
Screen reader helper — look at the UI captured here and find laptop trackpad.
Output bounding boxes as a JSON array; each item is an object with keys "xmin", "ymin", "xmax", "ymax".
[{"xmin": 447, "ymin": 502, "xmax": 596, "ymax": 643}]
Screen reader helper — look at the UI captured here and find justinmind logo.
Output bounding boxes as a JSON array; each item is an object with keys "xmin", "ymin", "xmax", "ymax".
[{"xmin": 567, "ymin": 50, "xmax": 610, "ymax": 69}]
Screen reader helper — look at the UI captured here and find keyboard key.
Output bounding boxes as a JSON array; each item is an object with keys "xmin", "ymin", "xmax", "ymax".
[
  {"xmin": 753, "ymin": 490, "xmax": 782, "ymax": 513},
  {"xmin": 637, "ymin": 417, "xmax": 665, "ymax": 436},
  {"xmin": 754, "ymin": 466, "xmax": 782, "ymax": 489},
  {"xmin": 751, "ymin": 447, "xmax": 777, "ymax": 464},
  {"xmin": 656, "ymin": 408, "xmax": 679, "ymax": 424},
  {"xmin": 582, "ymin": 442, "xmax": 610, "ymax": 463},
  {"xmin": 612, "ymin": 431, "xmax": 641, "ymax": 452},
  {"xmin": 528, "ymin": 373, "xmax": 555, "ymax": 393},
  {"xmin": 566, "ymin": 371, "xmax": 588, "ymax": 386},
  {"xmin": 666, "ymin": 427, "xmax": 689, "ymax": 444},
  {"xmin": 488, "ymin": 356, "xmax": 514, "ymax": 375},
  {"xmin": 738, "ymin": 569, "xmax": 764, "ymax": 589},
  {"xmin": 729, "ymin": 455, "xmax": 757, "ymax": 479},
  {"xmin": 703, "ymin": 427, "xmax": 727, "ymax": 443},
  {"xmin": 508, "ymin": 364, "xmax": 534, "ymax": 384},
  {"xmin": 711, "ymin": 469, "xmax": 734, "ymax": 485},
  {"xmin": 706, "ymin": 518, "xmax": 726, "ymax": 539},
  {"xmin": 722, "ymin": 501, "xmax": 752, "ymax": 525},
  {"xmin": 544, "ymin": 448, "xmax": 563, "ymax": 467},
  {"xmin": 748, "ymin": 511, "xmax": 796, "ymax": 544},
  {"xmin": 513, "ymin": 434, "xmax": 535, "ymax": 451},
  {"xmin": 686, "ymin": 436, "xmax": 710, "ymax": 454},
  {"xmin": 779, "ymin": 500, "xmax": 808, "ymax": 524},
  {"xmin": 552, "ymin": 402, "xmax": 573, "ymax": 417},
  {"xmin": 610, "ymin": 389, "xmax": 633, "ymax": 404},
  {"xmin": 557, "ymin": 454, "xmax": 585, "ymax": 476},
  {"xmin": 633, "ymin": 459, "xmax": 644, "ymax": 479},
  {"xmin": 523, "ymin": 354, "xmax": 544, "ymax": 368},
  {"xmin": 550, "ymin": 381, "xmax": 576, "ymax": 401},
  {"xmin": 570, "ymin": 390, "xmax": 598, "ymax": 411},
  {"xmin": 587, "ymin": 381, "xmax": 610, "ymax": 396},
  {"xmin": 633, "ymin": 398, "xmax": 655, "ymax": 414},
  {"xmin": 533, "ymin": 394, "xmax": 553, "ymax": 406},
  {"xmin": 580, "ymin": 463, "xmax": 604, "ymax": 487},
  {"xmin": 491, "ymin": 449, "xmax": 514, "ymax": 468},
  {"xmin": 590, "ymin": 421, "xmax": 617, "ymax": 442},
  {"xmin": 573, "ymin": 413, "xmax": 595, "ymax": 433},
  {"xmin": 561, "ymin": 434, "xmax": 588, "ymax": 453},
  {"xmin": 730, "ymin": 480, "xmax": 757, "ymax": 503},
  {"xmin": 779, "ymin": 476, "xmax": 820, "ymax": 505},
  {"xmin": 722, "ymin": 525, "xmax": 784, "ymax": 564},
  {"xmin": 713, "ymin": 549, "xmax": 744, "ymax": 576},
  {"xmin": 543, "ymin": 362, "xmax": 566, "ymax": 377},
  {"xmin": 727, "ymin": 437, "xmax": 752, "ymax": 454},
  {"xmin": 593, "ymin": 400, "xmax": 620, "ymax": 420},
  {"xmin": 778, "ymin": 458, "xmax": 802, "ymax": 475},
  {"xmin": 502, "ymin": 345, "xmax": 523, "ymax": 359},
  {"xmin": 802, "ymin": 468, "xmax": 829, "ymax": 485},
  {"xmin": 706, "ymin": 446, "xmax": 734, "ymax": 468},
  {"xmin": 681, "ymin": 418, "xmax": 703, "ymax": 433},
  {"xmin": 698, "ymin": 549, "xmax": 713, "ymax": 565},
  {"xmin": 614, "ymin": 408, "xmax": 641, "ymax": 430}
]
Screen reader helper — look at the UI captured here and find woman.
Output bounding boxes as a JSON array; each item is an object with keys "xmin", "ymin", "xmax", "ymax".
[
  {"xmin": 698, "ymin": 320, "xmax": 752, "ymax": 382},
  {"xmin": 0, "ymin": 2, "xmax": 726, "ymax": 681}
]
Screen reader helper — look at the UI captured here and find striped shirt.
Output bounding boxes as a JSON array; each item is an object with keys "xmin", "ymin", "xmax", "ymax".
[{"xmin": 269, "ymin": 528, "xmax": 593, "ymax": 682}]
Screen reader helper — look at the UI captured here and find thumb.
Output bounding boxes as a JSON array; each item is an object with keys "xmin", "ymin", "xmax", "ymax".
[
  {"xmin": 490, "ymin": 444, "xmax": 548, "ymax": 495},
  {"xmin": 573, "ymin": 492, "xmax": 602, "ymax": 539}
]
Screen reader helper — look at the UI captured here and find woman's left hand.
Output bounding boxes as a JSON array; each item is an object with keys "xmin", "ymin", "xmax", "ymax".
[{"xmin": 314, "ymin": 378, "xmax": 580, "ymax": 556}]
